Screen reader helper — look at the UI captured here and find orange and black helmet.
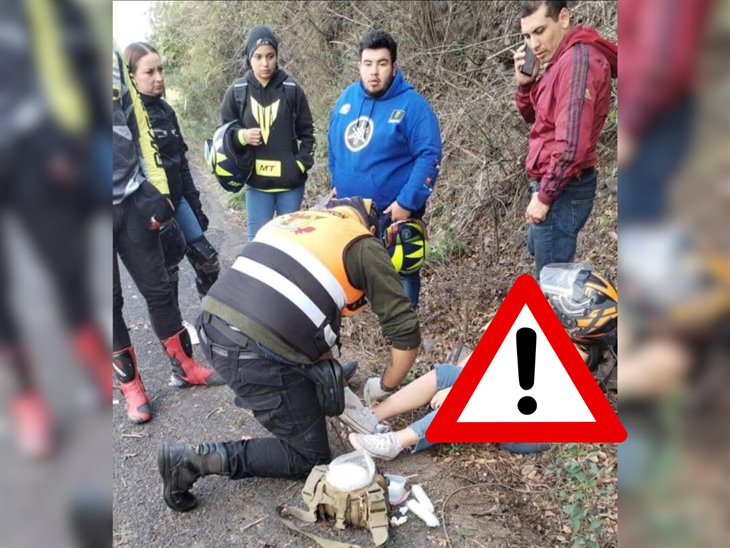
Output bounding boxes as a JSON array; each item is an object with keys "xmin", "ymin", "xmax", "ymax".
[{"xmin": 540, "ymin": 263, "xmax": 618, "ymax": 344}]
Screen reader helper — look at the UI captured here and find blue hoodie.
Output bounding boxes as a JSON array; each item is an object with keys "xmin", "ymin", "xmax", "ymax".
[{"xmin": 328, "ymin": 69, "xmax": 442, "ymax": 213}]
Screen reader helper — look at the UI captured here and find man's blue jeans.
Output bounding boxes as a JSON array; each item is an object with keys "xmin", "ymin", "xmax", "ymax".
[
  {"xmin": 619, "ymin": 96, "xmax": 694, "ymax": 224},
  {"xmin": 376, "ymin": 212, "xmax": 422, "ymax": 308},
  {"xmin": 245, "ymin": 185, "xmax": 305, "ymax": 241},
  {"xmin": 527, "ymin": 168, "xmax": 597, "ymax": 278}
]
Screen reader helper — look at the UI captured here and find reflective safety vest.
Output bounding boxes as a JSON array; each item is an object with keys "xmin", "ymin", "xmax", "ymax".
[{"xmin": 209, "ymin": 207, "xmax": 373, "ymax": 362}]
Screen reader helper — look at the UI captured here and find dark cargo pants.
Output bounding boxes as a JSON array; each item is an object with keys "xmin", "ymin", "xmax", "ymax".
[{"xmin": 197, "ymin": 313, "xmax": 330, "ymax": 479}]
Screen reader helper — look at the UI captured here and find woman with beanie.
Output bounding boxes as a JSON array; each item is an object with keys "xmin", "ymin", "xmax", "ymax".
[{"xmin": 219, "ymin": 26, "xmax": 316, "ymax": 240}]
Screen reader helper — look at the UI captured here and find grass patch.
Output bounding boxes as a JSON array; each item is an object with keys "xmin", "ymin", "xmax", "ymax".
[
  {"xmin": 553, "ymin": 443, "xmax": 612, "ymax": 548},
  {"xmin": 227, "ymin": 191, "xmax": 246, "ymax": 211},
  {"xmin": 428, "ymin": 228, "xmax": 470, "ymax": 265}
]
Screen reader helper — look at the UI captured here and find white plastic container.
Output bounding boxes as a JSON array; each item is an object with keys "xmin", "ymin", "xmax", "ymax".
[
  {"xmin": 383, "ymin": 473, "xmax": 409, "ymax": 505},
  {"xmin": 325, "ymin": 451, "xmax": 375, "ymax": 491}
]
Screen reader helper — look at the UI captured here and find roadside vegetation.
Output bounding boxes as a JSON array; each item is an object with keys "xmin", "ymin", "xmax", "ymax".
[{"xmin": 150, "ymin": 2, "xmax": 618, "ymax": 545}]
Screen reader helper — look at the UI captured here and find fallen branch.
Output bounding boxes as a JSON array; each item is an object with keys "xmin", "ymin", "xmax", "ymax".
[
  {"xmin": 241, "ymin": 517, "xmax": 266, "ymax": 532},
  {"xmin": 205, "ymin": 407, "xmax": 221, "ymax": 419}
]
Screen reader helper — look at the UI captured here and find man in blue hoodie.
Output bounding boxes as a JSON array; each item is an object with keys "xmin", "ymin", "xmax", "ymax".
[{"xmin": 328, "ymin": 30, "xmax": 442, "ymax": 308}]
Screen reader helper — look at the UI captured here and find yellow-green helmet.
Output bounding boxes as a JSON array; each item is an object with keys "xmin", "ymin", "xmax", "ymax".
[
  {"xmin": 203, "ymin": 121, "xmax": 252, "ymax": 192},
  {"xmin": 383, "ymin": 219, "xmax": 428, "ymax": 275}
]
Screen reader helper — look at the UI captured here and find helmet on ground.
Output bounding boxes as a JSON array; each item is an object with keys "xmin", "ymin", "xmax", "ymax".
[
  {"xmin": 539, "ymin": 263, "xmax": 618, "ymax": 344},
  {"xmin": 383, "ymin": 219, "xmax": 428, "ymax": 275},
  {"xmin": 204, "ymin": 121, "xmax": 253, "ymax": 192},
  {"xmin": 159, "ymin": 218, "xmax": 187, "ymax": 268}
]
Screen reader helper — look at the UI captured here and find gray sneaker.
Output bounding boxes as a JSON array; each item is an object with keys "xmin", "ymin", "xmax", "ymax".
[
  {"xmin": 349, "ymin": 432, "xmax": 403, "ymax": 461},
  {"xmin": 338, "ymin": 387, "xmax": 379, "ymax": 434}
]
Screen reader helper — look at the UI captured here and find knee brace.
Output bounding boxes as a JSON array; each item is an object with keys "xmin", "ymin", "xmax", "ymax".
[
  {"xmin": 186, "ymin": 236, "xmax": 220, "ymax": 296},
  {"xmin": 160, "ymin": 219, "xmax": 187, "ymax": 268}
]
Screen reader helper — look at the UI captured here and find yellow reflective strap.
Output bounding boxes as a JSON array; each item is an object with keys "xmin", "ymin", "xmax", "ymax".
[
  {"xmin": 26, "ymin": 0, "xmax": 88, "ymax": 134},
  {"xmin": 121, "ymin": 48, "xmax": 169, "ymax": 194}
]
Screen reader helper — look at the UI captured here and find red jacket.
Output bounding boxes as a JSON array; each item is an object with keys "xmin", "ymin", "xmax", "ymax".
[
  {"xmin": 516, "ymin": 26, "xmax": 617, "ymax": 205},
  {"xmin": 618, "ymin": 0, "xmax": 713, "ymax": 137}
]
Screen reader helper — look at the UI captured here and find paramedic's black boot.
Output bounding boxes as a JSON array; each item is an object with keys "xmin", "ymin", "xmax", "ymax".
[
  {"xmin": 341, "ymin": 361, "xmax": 358, "ymax": 382},
  {"xmin": 158, "ymin": 442, "xmax": 230, "ymax": 512}
]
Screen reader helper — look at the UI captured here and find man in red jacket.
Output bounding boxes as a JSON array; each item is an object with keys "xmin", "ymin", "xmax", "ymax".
[{"xmin": 514, "ymin": 1, "xmax": 617, "ymax": 277}]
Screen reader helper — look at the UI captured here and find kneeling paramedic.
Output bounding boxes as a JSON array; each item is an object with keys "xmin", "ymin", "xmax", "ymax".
[{"xmin": 158, "ymin": 197, "xmax": 420, "ymax": 512}]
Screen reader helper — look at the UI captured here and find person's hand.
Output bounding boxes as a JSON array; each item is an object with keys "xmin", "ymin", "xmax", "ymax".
[
  {"xmin": 190, "ymin": 203, "xmax": 210, "ymax": 232},
  {"xmin": 384, "ymin": 201, "xmax": 411, "ymax": 222},
  {"xmin": 196, "ymin": 210, "xmax": 210, "ymax": 232},
  {"xmin": 47, "ymin": 152, "xmax": 77, "ymax": 185},
  {"xmin": 513, "ymin": 44, "xmax": 540, "ymax": 85},
  {"xmin": 525, "ymin": 192, "xmax": 549, "ymax": 224},
  {"xmin": 430, "ymin": 387, "xmax": 452, "ymax": 410},
  {"xmin": 150, "ymin": 196, "xmax": 175, "ymax": 231},
  {"xmin": 238, "ymin": 128, "xmax": 262, "ymax": 146},
  {"xmin": 364, "ymin": 377, "xmax": 396, "ymax": 406}
]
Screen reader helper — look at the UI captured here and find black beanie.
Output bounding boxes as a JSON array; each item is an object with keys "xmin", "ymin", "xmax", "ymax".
[{"xmin": 245, "ymin": 26, "xmax": 279, "ymax": 63}]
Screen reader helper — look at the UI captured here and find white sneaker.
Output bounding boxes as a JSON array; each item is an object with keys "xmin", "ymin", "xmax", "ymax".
[
  {"xmin": 349, "ymin": 432, "xmax": 403, "ymax": 461},
  {"xmin": 338, "ymin": 387, "xmax": 379, "ymax": 434}
]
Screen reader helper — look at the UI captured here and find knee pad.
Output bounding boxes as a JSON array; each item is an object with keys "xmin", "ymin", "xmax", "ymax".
[
  {"xmin": 160, "ymin": 219, "xmax": 187, "ymax": 268},
  {"xmin": 186, "ymin": 236, "xmax": 220, "ymax": 296},
  {"xmin": 186, "ymin": 236, "xmax": 219, "ymax": 272}
]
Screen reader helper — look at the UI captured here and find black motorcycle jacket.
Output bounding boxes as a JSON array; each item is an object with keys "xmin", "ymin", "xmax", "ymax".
[
  {"xmin": 219, "ymin": 69, "xmax": 315, "ymax": 192},
  {"xmin": 141, "ymin": 93, "xmax": 202, "ymax": 212}
]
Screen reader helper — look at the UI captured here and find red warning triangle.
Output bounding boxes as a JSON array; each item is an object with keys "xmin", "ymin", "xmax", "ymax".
[{"xmin": 426, "ymin": 274, "xmax": 626, "ymax": 444}]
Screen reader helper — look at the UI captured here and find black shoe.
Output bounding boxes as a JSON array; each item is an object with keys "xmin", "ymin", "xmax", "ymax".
[
  {"xmin": 341, "ymin": 361, "xmax": 358, "ymax": 382},
  {"xmin": 158, "ymin": 442, "xmax": 229, "ymax": 512}
]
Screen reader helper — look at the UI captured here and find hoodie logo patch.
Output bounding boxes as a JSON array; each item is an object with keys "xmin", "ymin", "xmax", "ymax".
[
  {"xmin": 250, "ymin": 97, "xmax": 280, "ymax": 144},
  {"xmin": 388, "ymin": 109, "xmax": 405, "ymax": 123},
  {"xmin": 344, "ymin": 116, "xmax": 373, "ymax": 152},
  {"xmin": 339, "ymin": 103, "xmax": 351, "ymax": 115}
]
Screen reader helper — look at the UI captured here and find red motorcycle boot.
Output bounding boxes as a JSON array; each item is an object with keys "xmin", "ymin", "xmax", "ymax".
[
  {"xmin": 112, "ymin": 347, "xmax": 152, "ymax": 423},
  {"xmin": 73, "ymin": 324, "xmax": 113, "ymax": 404},
  {"xmin": 10, "ymin": 390, "xmax": 55, "ymax": 458},
  {"xmin": 161, "ymin": 328, "xmax": 224, "ymax": 387}
]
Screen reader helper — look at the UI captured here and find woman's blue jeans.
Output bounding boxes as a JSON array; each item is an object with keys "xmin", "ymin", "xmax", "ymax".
[
  {"xmin": 375, "ymin": 212, "xmax": 422, "ymax": 308},
  {"xmin": 174, "ymin": 197, "xmax": 204, "ymax": 243},
  {"xmin": 245, "ymin": 185, "xmax": 305, "ymax": 241},
  {"xmin": 409, "ymin": 364, "xmax": 462, "ymax": 453}
]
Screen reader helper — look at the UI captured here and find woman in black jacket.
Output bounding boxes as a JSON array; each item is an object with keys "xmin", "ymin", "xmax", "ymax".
[
  {"xmin": 219, "ymin": 26, "xmax": 316, "ymax": 241},
  {"xmin": 125, "ymin": 42, "xmax": 220, "ymax": 301}
]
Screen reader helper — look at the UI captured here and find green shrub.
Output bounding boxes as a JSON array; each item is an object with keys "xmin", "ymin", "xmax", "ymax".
[{"xmin": 429, "ymin": 228, "xmax": 470, "ymax": 265}]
